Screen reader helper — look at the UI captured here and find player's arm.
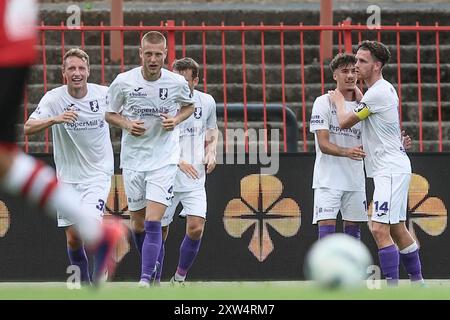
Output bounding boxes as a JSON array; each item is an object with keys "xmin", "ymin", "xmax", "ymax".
[
  {"xmin": 328, "ymin": 89, "xmax": 364, "ymax": 129},
  {"xmin": 178, "ymin": 159, "xmax": 200, "ymax": 179},
  {"xmin": 105, "ymin": 81, "xmax": 146, "ymax": 137},
  {"xmin": 316, "ymin": 129, "xmax": 365, "ymax": 160},
  {"xmin": 24, "ymin": 111, "xmax": 78, "ymax": 135},
  {"xmin": 161, "ymin": 103, "xmax": 194, "ymax": 131},
  {"xmin": 24, "ymin": 93, "xmax": 78, "ymax": 135},
  {"xmin": 204, "ymin": 128, "xmax": 219, "ymax": 173},
  {"xmin": 402, "ymin": 130, "xmax": 412, "ymax": 150},
  {"xmin": 105, "ymin": 112, "xmax": 146, "ymax": 137}
]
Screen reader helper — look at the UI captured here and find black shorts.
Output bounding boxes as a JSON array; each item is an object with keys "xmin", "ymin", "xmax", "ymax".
[{"xmin": 0, "ymin": 67, "xmax": 30, "ymax": 143}]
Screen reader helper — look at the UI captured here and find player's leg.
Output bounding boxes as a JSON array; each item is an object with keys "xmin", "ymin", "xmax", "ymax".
[
  {"xmin": 390, "ymin": 173, "xmax": 423, "ymax": 283},
  {"xmin": 130, "ymin": 209, "xmax": 145, "ymax": 255},
  {"xmin": 122, "ymin": 169, "xmax": 147, "ymax": 256},
  {"xmin": 140, "ymin": 164, "xmax": 177, "ymax": 285},
  {"xmin": 155, "ymin": 194, "xmax": 180, "ymax": 285},
  {"xmin": 341, "ymin": 191, "xmax": 368, "ymax": 240},
  {"xmin": 65, "ymin": 226, "xmax": 91, "ymax": 283},
  {"xmin": 171, "ymin": 189, "xmax": 206, "ymax": 284},
  {"xmin": 313, "ymin": 188, "xmax": 340, "ymax": 238},
  {"xmin": 370, "ymin": 175, "xmax": 399, "ymax": 286},
  {"xmin": 154, "ymin": 224, "xmax": 169, "ymax": 283}
]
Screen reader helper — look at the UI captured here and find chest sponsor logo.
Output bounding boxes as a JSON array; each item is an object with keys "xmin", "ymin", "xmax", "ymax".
[
  {"xmin": 65, "ymin": 103, "xmax": 80, "ymax": 112},
  {"xmin": 129, "ymin": 87, "xmax": 147, "ymax": 97}
]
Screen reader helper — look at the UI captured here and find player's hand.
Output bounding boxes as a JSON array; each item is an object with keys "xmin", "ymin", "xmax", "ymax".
[
  {"xmin": 328, "ymin": 89, "xmax": 345, "ymax": 106},
  {"xmin": 54, "ymin": 110, "xmax": 78, "ymax": 124},
  {"xmin": 179, "ymin": 160, "xmax": 199, "ymax": 179},
  {"xmin": 345, "ymin": 146, "xmax": 366, "ymax": 160},
  {"xmin": 204, "ymin": 152, "xmax": 217, "ymax": 174},
  {"xmin": 354, "ymin": 86, "xmax": 364, "ymax": 102},
  {"xmin": 126, "ymin": 120, "xmax": 146, "ymax": 136},
  {"xmin": 161, "ymin": 113, "xmax": 180, "ymax": 131},
  {"xmin": 402, "ymin": 130, "xmax": 412, "ymax": 150}
]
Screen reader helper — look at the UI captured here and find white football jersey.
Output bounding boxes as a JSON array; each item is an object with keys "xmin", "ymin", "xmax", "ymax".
[
  {"xmin": 30, "ymin": 84, "xmax": 114, "ymax": 183},
  {"xmin": 106, "ymin": 67, "xmax": 194, "ymax": 171},
  {"xmin": 356, "ymin": 79, "xmax": 411, "ymax": 178},
  {"xmin": 310, "ymin": 94, "xmax": 365, "ymax": 191},
  {"xmin": 174, "ymin": 89, "xmax": 217, "ymax": 192}
]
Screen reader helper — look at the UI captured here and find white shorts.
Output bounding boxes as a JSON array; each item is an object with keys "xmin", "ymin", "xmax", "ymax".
[
  {"xmin": 122, "ymin": 165, "xmax": 178, "ymax": 211},
  {"xmin": 161, "ymin": 188, "xmax": 207, "ymax": 227},
  {"xmin": 57, "ymin": 177, "xmax": 111, "ymax": 227},
  {"xmin": 312, "ymin": 188, "xmax": 368, "ymax": 224},
  {"xmin": 370, "ymin": 173, "xmax": 411, "ymax": 224}
]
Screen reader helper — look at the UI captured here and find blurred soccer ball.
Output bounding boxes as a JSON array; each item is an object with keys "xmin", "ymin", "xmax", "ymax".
[{"xmin": 304, "ymin": 233, "xmax": 373, "ymax": 289}]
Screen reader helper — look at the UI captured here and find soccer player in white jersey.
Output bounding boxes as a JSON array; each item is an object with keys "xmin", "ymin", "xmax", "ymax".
[
  {"xmin": 149, "ymin": 57, "xmax": 218, "ymax": 285},
  {"xmin": 329, "ymin": 40, "xmax": 424, "ymax": 286},
  {"xmin": 24, "ymin": 48, "xmax": 115, "ymax": 284},
  {"xmin": 310, "ymin": 53, "xmax": 367, "ymax": 240},
  {"xmin": 105, "ymin": 31, "xmax": 194, "ymax": 287}
]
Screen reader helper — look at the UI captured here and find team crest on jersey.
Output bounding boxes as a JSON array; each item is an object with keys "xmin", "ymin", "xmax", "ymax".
[
  {"xmin": 159, "ymin": 88, "xmax": 168, "ymax": 100},
  {"xmin": 89, "ymin": 100, "xmax": 99, "ymax": 112},
  {"xmin": 194, "ymin": 107, "xmax": 202, "ymax": 119}
]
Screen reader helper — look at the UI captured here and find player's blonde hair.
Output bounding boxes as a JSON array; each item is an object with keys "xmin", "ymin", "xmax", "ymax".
[
  {"xmin": 141, "ymin": 31, "xmax": 167, "ymax": 48},
  {"xmin": 62, "ymin": 48, "xmax": 90, "ymax": 69}
]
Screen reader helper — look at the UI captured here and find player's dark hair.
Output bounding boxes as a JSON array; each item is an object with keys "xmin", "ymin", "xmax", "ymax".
[
  {"xmin": 62, "ymin": 48, "xmax": 90, "ymax": 69},
  {"xmin": 141, "ymin": 31, "xmax": 166, "ymax": 48},
  {"xmin": 172, "ymin": 57, "xmax": 200, "ymax": 79},
  {"xmin": 357, "ymin": 40, "xmax": 391, "ymax": 67},
  {"xmin": 329, "ymin": 53, "xmax": 357, "ymax": 73}
]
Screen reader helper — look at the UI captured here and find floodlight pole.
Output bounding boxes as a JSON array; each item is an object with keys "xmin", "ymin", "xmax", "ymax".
[
  {"xmin": 320, "ymin": 0, "xmax": 333, "ymax": 60},
  {"xmin": 110, "ymin": 0, "xmax": 123, "ymax": 62}
]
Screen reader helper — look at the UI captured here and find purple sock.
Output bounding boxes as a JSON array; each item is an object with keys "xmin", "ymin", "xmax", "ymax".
[
  {"xmin": 401, "ymin": 249, "xmax": 423, "ymax": 282},
  {"xmin": 344, "ymin": 225, "xmax": 361, "ymax": 240},
  {"xmin": 176, "ymin": 235, "xmax": 201, "ymax": 277},
  {"xmin": 154, "ymin": 240, "xmax": 165, "ymax": 283},
  {"xmin": 378, "ymin": 244, "xmax": 400, "ymax": 286},
  {"xmin": 131, "ymin": 231, "xmax": 145, "ymax": 256},
  {"xmin": 67, "ymin": 246, "xmax": 91, "ymax": 283},
  {"xmin": 318, "ymin": 225, "xmax": 335, "ymax": 239},
  {"xmin": 141, "ymin": 221, "xmax": 162, "ymax": 282}
]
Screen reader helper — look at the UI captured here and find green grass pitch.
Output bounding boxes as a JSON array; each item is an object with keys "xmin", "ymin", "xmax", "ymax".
[{"xmin": 0, "ymin": 280, "xmax": 449, "ymax": 300}]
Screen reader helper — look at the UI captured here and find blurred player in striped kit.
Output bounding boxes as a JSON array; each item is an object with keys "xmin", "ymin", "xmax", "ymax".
[
  {"xmin": 0, "ymin": 0, "xmax": 124, "ymax": 284},
  {"xmin": 329, "ymin": 40, "xmax": 423, "ymax": 286}
]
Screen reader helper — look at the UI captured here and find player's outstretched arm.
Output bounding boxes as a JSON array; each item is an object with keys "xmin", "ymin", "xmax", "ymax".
[
  {"xmin": 24, "ymin": 110, "xmax": 78, "ymax": 135},
  {"xmin": 316, "ymin": 129, "xmax": 365, "ymax": 160}
]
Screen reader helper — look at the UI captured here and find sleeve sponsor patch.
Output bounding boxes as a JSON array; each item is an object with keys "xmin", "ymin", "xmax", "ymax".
[
  {"xmin": 310, "ymin": 114, "xmax": 325, "ymax": 125},
  {"xmin": 353, "ymin": 103, "xmax": 371, "ymax": 120}
]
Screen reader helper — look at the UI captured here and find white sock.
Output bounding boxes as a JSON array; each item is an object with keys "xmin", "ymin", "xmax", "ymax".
[
  {"xmin": 1, "ymin": 152, "xmax": 101, "ymax": 244},
  {"xmin": 399, "ymin": 242, "xmax": 419, "ymax": 254}
]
